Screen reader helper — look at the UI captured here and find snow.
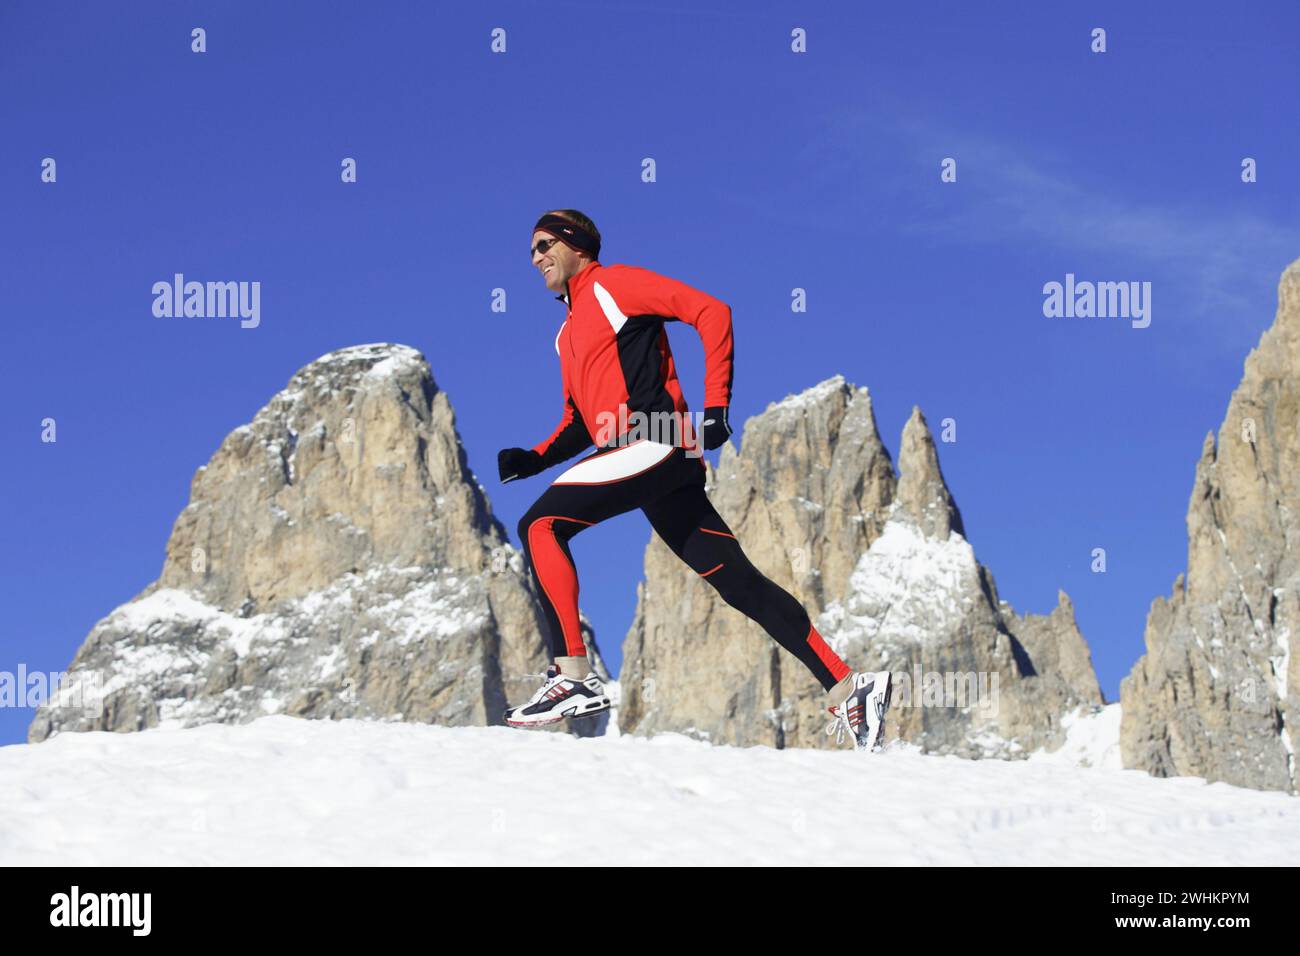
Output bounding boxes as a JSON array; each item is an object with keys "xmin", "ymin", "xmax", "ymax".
[
  {"xmin": 361, "ymin": 351, "xmax": 423, "ymax": 385},
  {"xmin": 364, "ymin": 572, "xmax": 490, "ymax": 646},
  {"xmin": 1031, "ymin": 703, "xmax": 1124, "ymax": 770},
  {"xmin": 47, "ymin": 564, "xmax": 491, "ymax": 732},
  {"xmin": 286, "ymin": 428, "xmax": 298, "ymax": 483},
  {"xmin": 315, "ymin": 343, "xmax": 422, "ymax": 370},
  {"xmin": 764, "ymin": 374, "xmax": 848, "ymax": 414},
  {"xmin": 1272, "ymin": 624, "xmax": 1294, "ymax": 768},
  {"xmin": 819, "ymin": 518, "xmax": 979, "ymax": 651},
  {"xmin": 2, "ymin": 710, "xmax": 1296, "ymax": 865},
  {"xmin": 102, "ymin": 588, "xmax": 285, "ymax": 666}
]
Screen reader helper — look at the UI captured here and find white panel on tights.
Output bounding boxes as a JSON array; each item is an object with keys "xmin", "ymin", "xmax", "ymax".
[{"xmin": 553, "ymin": 439, "xmax": 675, "ymax": 485}]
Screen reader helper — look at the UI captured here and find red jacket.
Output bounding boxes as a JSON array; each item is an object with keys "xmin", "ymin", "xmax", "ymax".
[{"xmin": 532, "ymin": 260, "xmax": 734, "ymax": 464}]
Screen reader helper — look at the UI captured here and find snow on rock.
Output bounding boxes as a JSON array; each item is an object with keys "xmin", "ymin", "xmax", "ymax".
[
  {"xmin": 820, "ymin": 518, "xmax": 979, "ymax": 651},
  {"xmin": 621, "ymin": 378, "xmax": 1102, "ymax": 760},
  {"xmin": 29, "ymin": 343, "xmax": 606, "ymax": 743},
  {"xmin": 1028, "ymin": 703, "xmax": 1124, "ymax": 770},
  {"xmin": 763, "ymin": 374, "xmax": 856, "ymax": 415}
]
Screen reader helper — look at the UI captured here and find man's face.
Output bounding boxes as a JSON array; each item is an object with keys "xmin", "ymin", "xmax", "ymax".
[{"xmin": 532, "ymin": 230, "xmax": 587, "ymax": 294}]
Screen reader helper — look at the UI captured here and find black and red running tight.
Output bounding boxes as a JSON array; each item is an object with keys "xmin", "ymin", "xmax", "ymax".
[{"xmin": 516, "ymin": 438, "xmax": 851, "ymax": 691}]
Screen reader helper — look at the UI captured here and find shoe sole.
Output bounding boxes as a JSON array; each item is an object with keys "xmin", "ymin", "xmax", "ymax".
[{"xmin": 859, "ymin": 673, "xmax": 892, "ymax": 752}]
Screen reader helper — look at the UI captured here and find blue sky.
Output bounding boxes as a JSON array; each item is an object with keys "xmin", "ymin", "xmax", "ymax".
[{"xmin": 3, "ymin": 1, "xmax": 1298, "ymax": 745}]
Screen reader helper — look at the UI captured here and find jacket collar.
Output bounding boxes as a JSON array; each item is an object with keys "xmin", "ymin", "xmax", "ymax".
[{"xmin": 554, "ymin": 259, "xmax": 601, "ymax": 307}]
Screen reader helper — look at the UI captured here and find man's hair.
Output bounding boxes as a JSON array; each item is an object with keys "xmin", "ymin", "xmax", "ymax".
[{"xmin": 542, "ymin": 209, "xmax": 601, "ymax": 259}]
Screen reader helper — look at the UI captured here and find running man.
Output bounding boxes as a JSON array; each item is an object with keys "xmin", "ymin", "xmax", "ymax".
[{"xmin": 498, "ymin": 209, "xmax": 891, "ymax": 750}]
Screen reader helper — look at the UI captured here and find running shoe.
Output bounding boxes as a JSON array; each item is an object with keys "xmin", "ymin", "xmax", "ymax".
[{"xmin": 504, "ymin": 664, "xmax": 612, "ymax": 727}]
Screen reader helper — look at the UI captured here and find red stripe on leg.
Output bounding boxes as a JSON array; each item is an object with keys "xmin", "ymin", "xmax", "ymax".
[
  {"xmin": 806, "ymin": 623, "xmax": 852, "ymax": 682},
  {"xmin": 527, "ymin": 515, "xmax": 593, "ymax": 657}
]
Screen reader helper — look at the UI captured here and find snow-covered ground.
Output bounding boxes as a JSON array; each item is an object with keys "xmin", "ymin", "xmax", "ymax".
[{"xmin": 2, "ymin": 704, "xmax": 1295, "ymax": 865}]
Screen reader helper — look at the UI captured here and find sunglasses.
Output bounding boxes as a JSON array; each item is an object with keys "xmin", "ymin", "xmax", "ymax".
[{"xmin": 530, "ymin": 236, "xmax": 563, "ymax": 258}]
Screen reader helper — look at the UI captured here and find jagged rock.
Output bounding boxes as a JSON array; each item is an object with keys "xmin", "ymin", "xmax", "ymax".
[
  {"xmin": 1121, "ymin": 259, "xmax": 1300, "ymax": 793},
  {"xmin": 29, "ymin": 344, "xmax": 606, "ymax": 742},
  {"xmin": 619, "ymin": 376, "xmax": 1103, "ymax": 753},
  {"xmin": 618, "ymin": 378, "xmax": 895, "ymax": 747}
]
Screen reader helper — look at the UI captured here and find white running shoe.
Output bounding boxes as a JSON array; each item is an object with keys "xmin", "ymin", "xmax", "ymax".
[
  {"xmin": 504, "ymin": 664, "xmax": 612, "ymax": 727},
  {"xmin": 825, "ymin": 671, "xmax": 892, "ymax": 751}
]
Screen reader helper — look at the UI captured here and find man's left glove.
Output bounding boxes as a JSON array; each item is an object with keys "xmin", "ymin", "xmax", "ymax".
[
  {"xmin": 700, "ymin": 406, "xmax": 733, "ymax": 451},
  {"xmin": 498, "ymin": 447, "xmax": 545, "ymax": 483}
]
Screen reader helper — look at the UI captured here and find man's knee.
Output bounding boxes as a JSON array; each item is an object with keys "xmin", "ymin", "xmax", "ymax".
[
  {"xmin": 519, "ymin": 504, "xmax": 585, "ymax": 551},
  {"xmin": 699, "ymin": 560, "xmax": 766, "ymax": 617},
  {"xmin": 517, "ymin": 507, "xmax": 543, "ymax": 551},
  {"xmin": 687, "ymin": 535, "xmax": 752, "ymax": 593},
  {"xmin": 683, "ymin": 527, "xmax": 740, "ymax": 573}
]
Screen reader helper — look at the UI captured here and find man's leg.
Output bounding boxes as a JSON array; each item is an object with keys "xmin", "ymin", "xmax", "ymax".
[
  {"xmin": 641, "ymin": 480, "xmax": 855, "ymax": 697},
  {"xmin": 517, "ymin": 441, "xmax": 694, "ymax": 675}
]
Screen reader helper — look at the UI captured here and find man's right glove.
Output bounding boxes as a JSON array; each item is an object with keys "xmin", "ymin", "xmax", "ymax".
[
  {"xmin": 498, "ymin": 447, "xmax": 545, "ymax": 483},
  {"xmin": 700, "ymin": 406, "xmax": 733, "ymax": 451}
]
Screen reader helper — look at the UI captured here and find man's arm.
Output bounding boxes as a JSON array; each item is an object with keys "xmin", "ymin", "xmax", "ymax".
[
  {"xmin": 531, "ymin": 391, "xmax": 594, "ymax": 467},
  {"xmin": 601, "ymin": 264, "xmax": 734, "ymax": 409},
  {"xmin": 499, "ymin": 389, "xmax": 593, "ymax": 483}
]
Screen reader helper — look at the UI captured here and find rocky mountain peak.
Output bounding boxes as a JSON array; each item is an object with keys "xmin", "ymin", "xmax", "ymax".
[
  {"xmin": 620, "ymin": 375, "xmax": 1102, "ymax": 754},
  {"xmin": 30, "ymin": 343, "xmax": 603, "ymax": 742},
  {"xmin": 894, "ymin": 406, "xmax": 965, "ymax": 539},
  {"xmin": 1122, "ymin": 257, "xmax": 1300, "ymax": 793},
  {"xmin": 156, "ymin": 342, "xmax": 498, "ymax": 612}
]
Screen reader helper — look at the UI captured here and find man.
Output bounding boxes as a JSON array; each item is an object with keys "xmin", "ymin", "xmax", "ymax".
[{"xmin": 497, "ymin": 209, "xmax": 891, "ymax": 751}]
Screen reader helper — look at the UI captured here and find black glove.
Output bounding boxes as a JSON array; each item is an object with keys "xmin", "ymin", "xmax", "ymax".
[
  {"xmin": 498, "ymin": 447, "xmax": 544, "ymax": 483},
  {"xmin": 700, "ymin": 406, "xmax": 733, "ymax": 451}
]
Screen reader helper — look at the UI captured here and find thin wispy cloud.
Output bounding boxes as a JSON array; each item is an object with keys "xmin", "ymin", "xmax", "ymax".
[
  {"xmin": 893, "ymin": 122, "xmax": 1297, "ymax": 316},
  {"xmin": 765, "ymin": 104, "xmax": 1299, "ymax": 335}
]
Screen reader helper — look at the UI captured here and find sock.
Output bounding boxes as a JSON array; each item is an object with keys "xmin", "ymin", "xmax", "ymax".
[
  {"xmin": 556, "ymin": 655, "xmax": 589, "ymax": 678},
  {"xmin": 826, "ymin": 672, "xmax": 856, "ymax": 704}
]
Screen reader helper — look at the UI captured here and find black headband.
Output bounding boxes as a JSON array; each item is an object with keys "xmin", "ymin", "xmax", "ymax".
[{"xmin": 533, "ymin": 214, "xmax": 600, "ymax": 259}]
